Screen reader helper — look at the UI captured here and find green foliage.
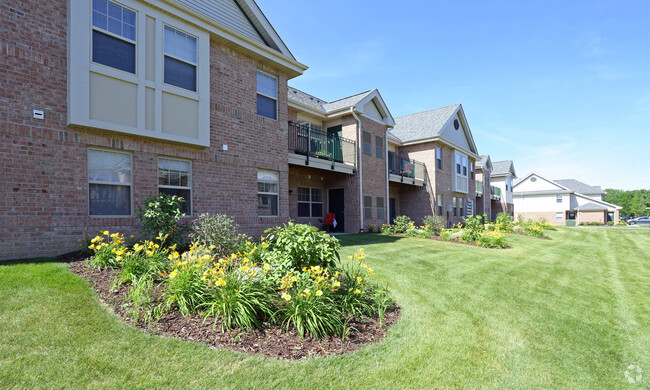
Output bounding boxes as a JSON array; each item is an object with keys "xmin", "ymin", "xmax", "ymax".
[
  {"xmin": 264, "ymin": 222, "xmax": 340, "ymax": 271},
  {"xmin": 87, "ymin": 231, "xmax": 125, "ymax": 269},
  {"xmin": 422, "ymin": 215, "xmax": 445, "ymax": 236},
  {"xmin": 476, "ymin": 231, "xmax": 509, "ymax": 248},
  {"xmin": 189, "ymin": 213, "xmax": 247, "ymax": 257},
  {"xmin": 117, "ymin": 239, "xmax": 173, "ymax": 284},
  {"xmin": 390, "ymin": 215, "xmax": 415, "ymax": 234},
  {"xmin": 460, "ymin": 215, "xmax": 487, "ymax": 242},
  {"xmin": 136, "ymin": 194, "xmax": 186, "ymax": 247},
  {"xmin": 604, "ymin": 188, "xmax": 650, "ymax": 217},
  {"xmin": 122, "ymin": 276, "xmax": 156, "ymax": 324},
  {"xmin": 274, "ymin": 288, "xmax": 346, "ymax": 339},
  {"xmin": 495, "ymin": 212, "xmax": 514, "ymax": 232}
]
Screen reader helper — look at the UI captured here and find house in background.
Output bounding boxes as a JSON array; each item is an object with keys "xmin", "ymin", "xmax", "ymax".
[
  {"xmin": 513, "ymin": 173, "xmax": 621, "ymax": 225},
  {"xmin": 286, "ymin": 87, "xmax": 395, "ymax": 233},
  {"xmin": 490, "ymin": 160, "xmax": 517, "ymax": 220},
  {"xmin": 389, "ymin": 104, "xmax": 480, "ymax": 226},
  {"xmin": 475, "ymin": 155, "xmax": 493, "ymax": 220}
]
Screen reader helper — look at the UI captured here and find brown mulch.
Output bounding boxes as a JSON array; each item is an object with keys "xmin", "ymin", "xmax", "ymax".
[{"xmin": 65, "ymin": 256, "xmax": 400, "ymax": 360}]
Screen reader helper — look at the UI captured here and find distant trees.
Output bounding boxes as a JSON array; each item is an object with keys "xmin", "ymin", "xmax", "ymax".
[{"xmin": 604, "ymin": 189, "xmax": 650, "ymax": 217}]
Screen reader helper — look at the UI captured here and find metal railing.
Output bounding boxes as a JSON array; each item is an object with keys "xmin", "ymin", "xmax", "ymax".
[
  {"xmin": 388, "ymin": 151, "xmax": 426, "ymax": 184},
  {"xmin": 490, "ymin": 186, "xmax": 501, "ymax": 200},
  {"xmin": 288, "ymin": 121, "xmax": 356, "ymax": 171},
  {"xmin": 477, "ymin": 181, "xmax": 484, "ymax": 196}
]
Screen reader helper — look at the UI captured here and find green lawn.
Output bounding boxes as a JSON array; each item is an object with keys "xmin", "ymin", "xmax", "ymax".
[{"xmin": 1, "ymin": 228, "xmax": 648, "ymax": 389}]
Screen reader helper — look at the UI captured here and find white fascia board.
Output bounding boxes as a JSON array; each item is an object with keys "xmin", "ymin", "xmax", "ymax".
[
  {"xmin": 387, "ymin": 132, "xmax": 401, "ymax": 143},
  {"xmin": 399, "ymin": 136, "xmax": 479, "ymax": 159},
  {"xmin": 162, "ymin": 0, "xmax": 308, "ymax": 78},
  {"xmin": 456, "ymin": 105, "xmax": 479, "ymax": 154},
  {"xmin": 574, "ymin": 192, "xmax": 623, "ymax": 210},
  {"xmin": 356, "ymin": 90, "xmax": 396, "ymax": 127},
  {"xmin": 239, "ymin": 0, "xmax": 295, "ymax": 59},
  {"xmin": 288, "ymin": 101, "xmax": 326, "ymax": 118}
]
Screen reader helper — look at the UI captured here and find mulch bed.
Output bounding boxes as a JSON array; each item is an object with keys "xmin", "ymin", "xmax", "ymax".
[{"xmin": 63, "ymin": 253, "xmax": 400, "ymax": 360}]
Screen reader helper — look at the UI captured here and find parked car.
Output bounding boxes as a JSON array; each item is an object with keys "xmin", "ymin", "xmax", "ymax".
[{"xmin": 627, "ymin": 216, "xmax": 650, "ymax": 225}]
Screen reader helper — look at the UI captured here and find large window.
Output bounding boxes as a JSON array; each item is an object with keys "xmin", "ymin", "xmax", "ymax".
[
  {"xmin": 436, "ymin": 147, "xmax": 442, "ymax": 169},
  {"xmin": 297, "ymin": 187, "xmax": 323, "ymax": 218},
  {"xmin": 453, "ymin": 196, "xmax": 457, "ymax": 217},
  {"xmin": 257, "ymin": 71, "xmax": 277, "ymax": 120},
  {"xmin": 364, "ymin": 196, "xmax": 372, "ymax": 220},
  {"xmin": 362, "ymin": 131, "xmax": 372, "ymax": 156},
  {"xmin": 164, "ymin": 26, "xmax": 197, "ymax": 91},
  {"xmin": 158, "ymin": 157, "xmax": 191, "ymax": 215},
  {"xmin": 88, "ymin": 148, "xmax": 132, "ymax": 215},
  {"xmin": 376, "ymin": 197, "xmax": 385, "ymax": 220},
  {"xmin": 258, "ymin": 170, "xmax": 279, "ymax": 216},
  {"xmin": 375, "ymin": 135, "xmax": 384, "ymax": 159},
  {"xmin": 437, "ymin": 194, "xmax": 443, "ymax": 216},
  {"xmin": 92, "ymin": 0, "xmax": 136, "ymax": 73}
]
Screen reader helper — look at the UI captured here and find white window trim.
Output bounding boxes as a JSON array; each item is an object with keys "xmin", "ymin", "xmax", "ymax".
[
  {"xmin": 297, "ymin": 187, "xmax": 323, "ymax": 218},
  {"xmin": 453, "ymin": 151, "xmax": 469, "ymax": 193},
  {"xmin": 158, "ymin": 157, "xmax": 192, "ymax": 215},
  {"xmin": 69, "ymin": 0, "xmax": 210, "ymax": 146},
  {"xmin": 257, "ymin": 170, "xmax": 279, "ymax": 217},
  {"xmin": 256, "ymin": 70, "xmax": 278, "ymax": 120},
  {"xmin": 87, "ymin": 147, "xmax": 133, "ymax": 216},
  {"xmin": 163, "ymin": 25, "xmax": 198, "ymax": 92}
]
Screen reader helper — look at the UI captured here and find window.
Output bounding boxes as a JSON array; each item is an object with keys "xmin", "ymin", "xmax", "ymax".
[
  {"xmin": 436, "ymin": 147, "xmax": 442, "ymax": 169},
  {"xmin": 556, "ymin": 194, "xmax": 563, "ymax": 203},
  {"xmin": 362, "ymin": 131, "xmax": 372, "ymax": 156},
  {"xmin": 364, "ymin": 196, "xmax": 372, "ymax": 220},
  {"xmin": 437, "ymin": 194, "xmax": 443, "ymax": 216},
  {"xmin": 470, "ymin": 162, "xmax": 474, "ymax": 180},
  {"xmin": 92, "ymin": 0, "xmax": 136, "ymax": 73},
  {"xmin": 453, "ymin": 196, "xmax": 457, "ymax": 217},
  {"xmin": 164, "ymin": 26, "xmax": 197, "ymax": 91},
  {"xmin": 462, "ymin": 156, "xmax": 468, "ymax": 176},
  {"xmin": 556, "ymin": 212, "xmax": 563, "ymax": 221},
  {"xmin": 257, "ymin": 71, "xmax": 277, "ymax": 120},
  {"xmin": 459, "ymin": 198, "xmax": 464, "ymax": 217},
  {"xmin": 376, "ymin": 197, "xmax": 385, "ymax": 220},
  {"xmin": 456, "ymin": 154, "xmax": 461, "ymax": 174},
  {"xmin": 88, "ymin": 148, "xmax": 131, "ymax": 215},
  {"xmin": 257, "ymin": 170, "xmax": 279, "ymax": 216},
  {"xmin": 297, "ymin": 187, "xmax": 323, "ymax": 218},
  {"xmin": 158, "ymin": 157, "xmax": 191, "ymax": 215},
  {"xmin": 375, "ymin": 135, "xmax": 384, "ymax": 159}
]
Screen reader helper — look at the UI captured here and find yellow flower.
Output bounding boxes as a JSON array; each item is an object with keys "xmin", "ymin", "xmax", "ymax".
[
  {"xmin": 316, "ymin": 290, "xmax": 323, "ymax": 296},
  {"xmin": 263, "ymin": 263, "xmax": 270, "ymax": 271},
  {"xmin": 356, "ymin": 276, "xmax": 363, "ymax": 284},
  {"xmin": 88, "ymin": 244, "xmax": 95, "ymax": 250},
  {"xmin": 354, "ymin": 289, "xmax": 361, "ymax": 294},
  {"xmin": 282, "ymin": 293, "xmax": 291, "ymax": 301},
  {"xmin": 304, "ymin": 288, "xmax": 311, "ymax": 297},
  {"xmin": 169, "ymin": 269, "xmax": 179, "ymax": 279}
]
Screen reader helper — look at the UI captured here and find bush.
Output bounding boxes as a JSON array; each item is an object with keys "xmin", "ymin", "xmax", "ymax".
[
  {"xmin": 118, "ymin": 238, "xmax": 173, "ymax": 284},
  {"xmin": 87, "ymin": 231, "xmax": 126, "ymax": 269},
  {"xmin": 137, "ymin": 194, "xmax": 187, "ymax": 248},
  {"xmin": 495, "ymin": 212, "xmax": 514, "ymax": 232},
  {"xmin": 477, "ymin": 231, "xmax": 509, "ymax": 248},
  {"xmin": 422, "ymin": 215, "xmax": 445, "ymax": 236},
  {"xmin": 189, "ymin": 213, "xmax": 247, "ymax": 257},
  {"xmin": 390, "ymin": 215, "xmax": 415, "ymax": 234},
  {"xmin": 163, "ymin": 245, "xmax": 210, "ymax": 315},
  {"xmin": 264, "ymin": 222, "xmax": 340, "ymax": 272},
  {"xmin": 460, "ymin": 215, "xmax": 487, "ymax": 242}
]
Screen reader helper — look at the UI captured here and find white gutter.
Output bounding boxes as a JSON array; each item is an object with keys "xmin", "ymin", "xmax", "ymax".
[{"xmin": 351, "ymin": 108, "xmax": 364, "ymax": 232}]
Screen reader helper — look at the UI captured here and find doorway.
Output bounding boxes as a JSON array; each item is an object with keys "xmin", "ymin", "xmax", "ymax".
[{"xmin": 328, "ymin": 188, "xmax": 345, "ymax": 232}]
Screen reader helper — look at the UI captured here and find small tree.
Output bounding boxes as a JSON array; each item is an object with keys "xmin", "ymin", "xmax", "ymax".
[{"xmin": 136, "ymin": 194, "xmax": 186, "ymax": 247}]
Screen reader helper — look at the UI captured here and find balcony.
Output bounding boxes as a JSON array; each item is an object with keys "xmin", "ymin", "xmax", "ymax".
[
  {"xmin": 288, "ymin": 121, "xmax": 356, "ymax": 174},
  {"xmin": 490, "ymin": 186, "xmax": 501, "ymax": 201},
  {"xmin": 477, "ymin": 181, "xmax": 484, "ymax": 196},
  {"xmin": 388, "ymin": 151, "xmax": 426, "ymax": 186}
]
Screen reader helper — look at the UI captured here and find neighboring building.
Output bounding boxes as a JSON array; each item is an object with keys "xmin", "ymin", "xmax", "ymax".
[
  {"xmin": 513, "ymin": 173, "xmax": 621, "ymax": 225},
  {"xmin": 389, "ymin": 105, "xmax": 480, "ymax": 226},
  {"xmin": 286, "ymin": 87, "xmax": 395, "ymax": 233},
  {"xmin": 490, "ymin": 160, "xmax": 516, "ymax": 219},
  {"xmin": 1, "ymin": 0, "xmax": 308, "ymax": 260},
  {"xmin": 475, "ymin": 155, "xmax": 493, "ymax": 220}
]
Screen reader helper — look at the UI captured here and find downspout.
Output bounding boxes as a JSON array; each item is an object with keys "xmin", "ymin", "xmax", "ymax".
[
  {"xmin": 351, "ymin": 108, "xmax": 364, "ymax": 232},
  {"xmin": 385, "ymin": 128, "xmax": 390, "ymax": 225}
]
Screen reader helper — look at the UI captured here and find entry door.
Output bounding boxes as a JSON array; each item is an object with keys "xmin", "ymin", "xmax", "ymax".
[
  {"xmin": 389, "ymin": 197, "xmax": 397, "ymax": 224},
  {"xmin": 327, "ymin": 125, "xmax": 343, "ymax": 163},
  {"xmin": 328, "ymin": 188, "xmax": 345, "ymax": 232}
]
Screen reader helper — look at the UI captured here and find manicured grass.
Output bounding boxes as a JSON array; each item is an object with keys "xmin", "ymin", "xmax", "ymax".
[{"xmin": 1, "ymin": 228, "xmax": 648, "ymax": 389}]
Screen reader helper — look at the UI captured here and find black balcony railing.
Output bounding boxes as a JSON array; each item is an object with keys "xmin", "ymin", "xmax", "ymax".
[
  {"xmin": 388, "ymin": 151, "xmax": 426, "ymax": 184},
  {"xmin": 288, "ymin": 121, "xmax": 356, "ymax": 170}
]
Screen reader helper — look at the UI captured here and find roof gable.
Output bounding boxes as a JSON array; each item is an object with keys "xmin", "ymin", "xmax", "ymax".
[
  {"xmin": 513, "ymin": 172, "xmax": 568, "ymax": 192},
  {"xmin": 491, "ymin": 160, "xmax": 516, "ymax": 177},
  {"xmin": 477, "ymin": 155, "xmax": 492, "ymax": 171}
]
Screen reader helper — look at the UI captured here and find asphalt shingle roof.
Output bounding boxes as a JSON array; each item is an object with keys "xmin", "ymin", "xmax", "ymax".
[
  {"xmin": 575, "ymin": 202, "xmax": 608, "ymax": 211},
  {"xmin": 389, "ymin": 104, "xmax": 460, "ymax": 142},
  {"xmin": 555, "ymin": 179, "xmax": 604, "ymax": 194},
  {"xmin": 287, "ymin": 87, "xmax": 373, "ymax": 114},
  {"xmin": 476, "ymin": 155, "xmax": 490, "ymax": 169},
  {"xmin": 491, "ymin": 160, "xmax": 514, "ymax": 176}
]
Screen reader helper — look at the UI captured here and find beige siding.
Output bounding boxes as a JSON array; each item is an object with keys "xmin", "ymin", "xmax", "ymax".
[
  {"xmin": 363, "ymin": 99, "xmax": 383, "ymax": 122},
  {"xmin": 89, "ymin": 73, "xmax": 138, "ymax": 127},
  {"xmin": 176, "ymin": 0, "xmax": 263, "ymax": 44},
  {"xmin": 162, "ymin": 93, "xmax": 199, "ymax": 138},
  {"xmin": 440, "ymin": 114, "xmax": 472, "ymax": 151}
]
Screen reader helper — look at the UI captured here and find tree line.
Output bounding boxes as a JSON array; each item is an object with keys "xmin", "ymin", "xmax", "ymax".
[{"xmin": 604, "ymin": 189, "xmax": 650, "ymax": 217}]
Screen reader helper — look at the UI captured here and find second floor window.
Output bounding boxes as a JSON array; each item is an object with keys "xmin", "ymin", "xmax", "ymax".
[
  {"xmin": 164, "ymin": 26, "xmax": 197, "ymax": 91},
  {"xmin": 375, "ymin": 135, "xmax": 384, "ymax": 158},
  {"xmin": 470, "ymin": 162, "xmax": 474, "ymax": 179},
  {"xmin": 362, "ymin": 131, "xmax": 372, "ymax": 156},
  {"xmin": 436, "ymin": 147, "xmax": 442, "ymax": 169},
  {"xmin": 257, "ymin": 71, "xmax": 278, "ymax": 120},
  {"xmin": 92, "ymin": 0, "xmax": 136, "ymax": 74}
]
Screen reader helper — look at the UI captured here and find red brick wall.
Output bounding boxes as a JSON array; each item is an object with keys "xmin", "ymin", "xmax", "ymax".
[
  {"xmin": 0, "ymin": 0, "xmax": 293, "ymax": 260},
  {"xmin": 359, "ymin": 117, "xmax": 388, "ymax": 228}
]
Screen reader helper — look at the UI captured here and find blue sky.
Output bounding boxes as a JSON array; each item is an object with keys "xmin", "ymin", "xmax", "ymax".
[{"xmin": 258, "ymin": 0, "xmax": 650, "ymax": 190}]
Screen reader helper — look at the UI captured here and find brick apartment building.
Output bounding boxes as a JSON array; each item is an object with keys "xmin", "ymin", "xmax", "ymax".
[{"xmin": 1, "ymin": 0, "xmax": 513, "ymax": 260}]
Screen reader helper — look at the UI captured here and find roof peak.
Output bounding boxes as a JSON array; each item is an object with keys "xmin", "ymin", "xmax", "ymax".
[{"xmin": 394, "ymin": 104, "xmax": 460, "ymax": 120}]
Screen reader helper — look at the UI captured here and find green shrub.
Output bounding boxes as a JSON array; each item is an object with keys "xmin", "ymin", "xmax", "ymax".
[
  {"xmin": 118, "ymin": 239, "xmax": 173, "ymax": 284},
  {"xmin": 137, "ymin": 194, "xmax": 187, "ymax": 248},
  {"xmin": 423, "ymin": 215, "xmax": 445, "ymax": 236},
  {"xmin": 87, "ymin": 231, "xmax": 126, "ymax": 269},
  {"xmin": 477, "ymin": 231, "xmax": 509, "ymax": 248},
  {"xmin": 264, "ymin": 222, "xmax": 340, "ymax": 272},
  {"xmin": 460, "ymin": 215, "xmax": 487, "ymax": 242},
  {"xmin": 390, "ymin": 215, "xmax": 414, "ymax": 234},
  {"xmin": 495, "ymin": 212, "xmax": 514, "ymax": 232},
  {"xmin": 189, "ymin": 213, "xmax": 247, "ymax": 257},
  {"xmin": 163, "ymin": 245, "xmax": 210, "ymax": 315}
]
